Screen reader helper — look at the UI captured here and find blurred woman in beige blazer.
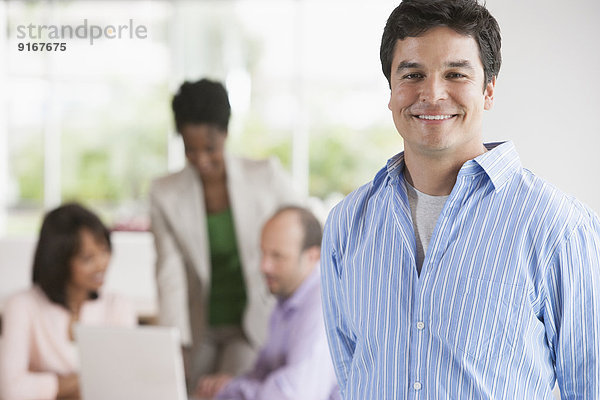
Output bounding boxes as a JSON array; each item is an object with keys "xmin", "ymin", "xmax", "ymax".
[{"xmin": 149, "ymin": 79, "xmax": 301, "ymax": 389}]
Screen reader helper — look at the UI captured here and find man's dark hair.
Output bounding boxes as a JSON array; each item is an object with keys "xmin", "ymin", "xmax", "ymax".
[
  {"xmin": 32, "ymin": 202, "xmax": 111, "ymax": 309},
  {"xmin": 380, "ymin": 0, "xmax": 501, "ymax": 90},
  {"xmin": 272, "ymin": 206, "xmax": 323, "ymax": 252},
  {"xmin": 171, "ymin": 78, "xmax": 231, "ymax": 133}
]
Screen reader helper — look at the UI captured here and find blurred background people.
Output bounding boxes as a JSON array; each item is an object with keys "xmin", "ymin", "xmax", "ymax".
[
  {"xmin": 149, "ymin": 79, "xmax": 301, "ymax": 388},
  {"xmin": 0, "ymin": 203, "xmax": 136, "ymax": 400},
  {"xmin": 195, "ymin": 206, "xmax": 339, "ymax": 400}
]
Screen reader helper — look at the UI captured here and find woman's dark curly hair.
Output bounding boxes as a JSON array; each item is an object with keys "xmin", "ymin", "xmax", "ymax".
[{"xmin": 171, "ymin": 78, "xmax": 231, "ymax": 133}]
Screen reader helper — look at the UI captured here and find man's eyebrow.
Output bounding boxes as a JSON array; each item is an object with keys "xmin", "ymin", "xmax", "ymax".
[
  {"xmin": 395, "ymin": 60, "xmax": 477, "ymax": 74},
  {"xmin": 396, "ymin": 61, "xmax": 422, "ymax": 73},
  {"xmin": 446, "ymin": 60, "xmax": 476, "ymax": 70}
]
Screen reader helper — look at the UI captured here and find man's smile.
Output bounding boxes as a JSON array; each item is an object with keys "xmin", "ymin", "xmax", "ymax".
[{"xmin": 415, "ymin": 114, "xmax": 456, "ymax": 120}]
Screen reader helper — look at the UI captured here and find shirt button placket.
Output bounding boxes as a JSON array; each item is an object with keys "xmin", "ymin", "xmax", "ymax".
[
  {"xmin": 413, "ymin": 321, "xmax": 426, "ymax": 395},
  {"xmin": 411, "ymin": 320, "xmax": 425, "ymax": 396}
]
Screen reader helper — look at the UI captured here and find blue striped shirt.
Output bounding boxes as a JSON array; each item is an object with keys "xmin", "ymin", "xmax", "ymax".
[{"xmin": 321, "ymin": 141, "xmax": 600, "ymax": 399}]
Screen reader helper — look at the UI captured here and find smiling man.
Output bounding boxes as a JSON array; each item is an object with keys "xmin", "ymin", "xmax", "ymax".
[{"xmin": 321, "ymin": 0, "xmax": 600, "ymax": 398}]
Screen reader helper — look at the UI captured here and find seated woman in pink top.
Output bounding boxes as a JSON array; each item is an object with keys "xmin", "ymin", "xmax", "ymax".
[{"xmin": 0, "ymin": 203, "xmax": 137, "ymax": 400}]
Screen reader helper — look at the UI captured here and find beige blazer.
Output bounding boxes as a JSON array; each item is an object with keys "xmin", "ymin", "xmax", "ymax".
[{"xmin": 149, "ymin": 153, "xmax": 300, "ymax": 349}]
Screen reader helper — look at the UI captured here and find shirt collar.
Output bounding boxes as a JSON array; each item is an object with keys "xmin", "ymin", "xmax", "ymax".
[
  {"xmin": 383, "ymin": 141, "xmax": 521, "ymax": 192},
  {"xmin": 278, "ymin": 263, "xmax": 320, "ymax": 313},
  {"xmin": 470, "ymin": 141, "xmax": 521, "ymax": 191},
  {"xmin": 384, "ymin": 152, "xmax": 405, "ymax": 184}
]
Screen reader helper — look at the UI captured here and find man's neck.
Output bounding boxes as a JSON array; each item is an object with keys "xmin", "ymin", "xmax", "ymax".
[
  {"xmin": 279, "ymin": 261, "xmax": 318, "ymax": 302},
  {"xmin": 403, "ymin": 143, "xmax": 487, "ymax": 196}
]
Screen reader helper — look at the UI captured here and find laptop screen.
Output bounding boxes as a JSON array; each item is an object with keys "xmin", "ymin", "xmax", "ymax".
[{"xmin": 75, "ymin": 325, "xmax": 188, "ymax": 400}]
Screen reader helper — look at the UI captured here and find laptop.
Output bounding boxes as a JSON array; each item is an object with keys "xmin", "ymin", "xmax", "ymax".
[{"xmin": 75, "ymin": 325, "xmax": 190, "ymax": 400}]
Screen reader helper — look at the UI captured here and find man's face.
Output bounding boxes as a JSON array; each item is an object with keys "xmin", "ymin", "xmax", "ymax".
[
  {"xmin": 388, "ymin": 26, "xmax": 495, "ymax": 159},
  {"xmin": 260, "ymin": 212, "xmax": 315, "ymax": 298}
]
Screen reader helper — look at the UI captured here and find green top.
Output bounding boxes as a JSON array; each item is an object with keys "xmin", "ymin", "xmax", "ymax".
[{"xmin": 206, "ymin": 208, "xmax": 247, "ymax": 327}]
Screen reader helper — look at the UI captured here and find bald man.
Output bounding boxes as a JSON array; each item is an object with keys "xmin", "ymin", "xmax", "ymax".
[{"xmin": 196, "ymin": 206, "xmax": 340, "ymax": 400}]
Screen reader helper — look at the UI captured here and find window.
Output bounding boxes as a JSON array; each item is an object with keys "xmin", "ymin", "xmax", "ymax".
[{"xmin": 1, "ymin": 0, "xmax": 401, "ymax": 235}]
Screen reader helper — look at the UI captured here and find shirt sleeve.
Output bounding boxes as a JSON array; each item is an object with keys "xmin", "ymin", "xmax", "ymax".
[
  {"xmin": 217, "ymin": 298, "xmax": 337, "ymax": 400},
  {"xmin": 0, "ymin": 294, "xmax": 58, "ymax": 400},
  {"xmin": 214, "ymin": 350, "xmax": 267, "ymax": 400},
  {"xmin": 320, "ymin": 212, "xmax": 356, "ymax": 397},
  {"xmin": 543, "ymin": 211, "xmax": 600, "ymax": 398}
]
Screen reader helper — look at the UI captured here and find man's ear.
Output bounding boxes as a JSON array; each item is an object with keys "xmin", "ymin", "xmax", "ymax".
[
  {"xmin": 305, "ymin": 246, "xmax": 321, "ymax": 264},
  {"xmin": 484, "ymin": 76, "xmax": 496, "ymax": 110}
]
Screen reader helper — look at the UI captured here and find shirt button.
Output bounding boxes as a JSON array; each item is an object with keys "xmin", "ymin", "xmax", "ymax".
[
  {"xmin": 414, "ymin": 382, "xmax": 422, "ymax": 390},
  {"xmin": 416, "ymin": 321, "xmax": 425, "ymax": 330}
]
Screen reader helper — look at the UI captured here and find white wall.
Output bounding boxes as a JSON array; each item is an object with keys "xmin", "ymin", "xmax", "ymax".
[
  {"xmin": 330, "ymin": 0, "xmax": 600, "ymax": 213},
  {"xmin": 483, "ymin": 0, "xmax": 600, "ymax": 212}
]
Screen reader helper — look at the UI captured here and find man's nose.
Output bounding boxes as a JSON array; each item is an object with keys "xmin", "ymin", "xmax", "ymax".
[
  {"xmin": 419, "ymin": 76, "xmax": 447, "ymax": 103},
  {"xmin": 260, "ymin": 257, "xmax": 273, "ymax": 274}
]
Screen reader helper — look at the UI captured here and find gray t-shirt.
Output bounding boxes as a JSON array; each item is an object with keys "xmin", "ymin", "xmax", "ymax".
[{"xmin": 405, "ymin": 180, "xmax": 448, "ymax": 274}]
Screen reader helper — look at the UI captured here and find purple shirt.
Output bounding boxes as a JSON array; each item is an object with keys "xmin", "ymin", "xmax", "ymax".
[{"xmin": 216, "ymin": 265, "xmax": 340, "ymax": 400}]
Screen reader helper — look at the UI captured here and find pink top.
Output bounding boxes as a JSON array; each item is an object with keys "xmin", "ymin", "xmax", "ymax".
[{"xmin": 0, "ymin": 286, "xmax": 136, "ymax": 400}]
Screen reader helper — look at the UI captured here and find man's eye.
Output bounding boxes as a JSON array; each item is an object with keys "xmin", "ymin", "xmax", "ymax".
[
  {"xmin": 447, "ymin": 72, "xmax": 466, "ymax": 79},
  {"xmin": 403, "ymin": 73, "xmax": 422, "ymax": 80}
]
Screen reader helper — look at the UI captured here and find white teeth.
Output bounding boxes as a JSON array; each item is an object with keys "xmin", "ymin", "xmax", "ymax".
[{"xmin": 418, "ymin": 115, "xmax": 453, "ymax": 120}]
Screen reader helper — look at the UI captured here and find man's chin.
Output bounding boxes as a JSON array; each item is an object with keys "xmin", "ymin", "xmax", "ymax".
[{"xmin": 267, "ymin": 284, "xmax": 278, "ymax": 295}]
